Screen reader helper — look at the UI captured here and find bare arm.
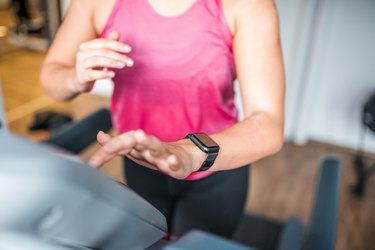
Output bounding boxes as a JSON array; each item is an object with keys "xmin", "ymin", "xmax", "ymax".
[
  {"xmin": 208, "ymin": 0, "xmax": 285, "ymax": 170},
  {"xmin": 88, "ymin": 0, "xmax": 285, "ymax": 179},
  {"xmin": 40, "ymin": 0, "xmax": 133, "ymax": 101}
]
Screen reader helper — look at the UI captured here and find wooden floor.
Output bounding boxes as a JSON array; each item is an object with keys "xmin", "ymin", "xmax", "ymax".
[{"xmin": 1, "ymin": 7, "xmax": 375, "ymax": 250}]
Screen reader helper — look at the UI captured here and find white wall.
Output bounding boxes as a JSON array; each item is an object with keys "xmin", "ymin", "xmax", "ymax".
[
  {"xmin": 60, "ymin": 0, "xmax": 70, "ymax": 15},
  {"xmin": 277, "ymin": 0, "xmax": 375, "ymax": 153},
  {"xmin": 275, "ymin": 0, "xmax": 319, "ymax": 141},
  {"xmin": 307, "ymin": 0, "xmax": 375, "ymax": 151}
]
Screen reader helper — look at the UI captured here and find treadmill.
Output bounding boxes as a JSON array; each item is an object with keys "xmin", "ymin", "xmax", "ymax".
[{"xmin": 0, "ymin": 83, "xmax": 341, "ymax": 250}]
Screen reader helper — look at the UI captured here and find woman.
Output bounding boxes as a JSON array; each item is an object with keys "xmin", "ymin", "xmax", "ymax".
[{"xmin": 40, "ymin": 0, "xmax": 285, "ymax": 238}]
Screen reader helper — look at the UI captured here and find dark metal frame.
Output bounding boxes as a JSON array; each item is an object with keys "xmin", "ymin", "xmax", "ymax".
[{"xmin": 351, "ymin": 92, "xmax": 375, "ymax": 197}]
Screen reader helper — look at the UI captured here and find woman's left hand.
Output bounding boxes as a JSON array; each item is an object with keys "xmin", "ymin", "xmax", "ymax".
[{"xmin": 88, "ymin": 130, "xmax": 197, "ymax": 179}]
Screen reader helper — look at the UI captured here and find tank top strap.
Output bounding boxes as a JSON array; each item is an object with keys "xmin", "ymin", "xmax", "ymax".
[{"xmin": 206, "ymin": 0, "xmax": 233, "ymax": 50}]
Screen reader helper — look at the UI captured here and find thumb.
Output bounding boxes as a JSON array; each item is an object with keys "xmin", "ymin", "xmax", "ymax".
[{"xmin": 107, "ymin": 30, "xmax": 120, "ymax": 41}]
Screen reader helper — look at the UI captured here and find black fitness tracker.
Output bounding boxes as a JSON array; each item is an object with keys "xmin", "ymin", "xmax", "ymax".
[{"xmin": 184, "ymin": 132, "xmax": 220, "ymax": 171}]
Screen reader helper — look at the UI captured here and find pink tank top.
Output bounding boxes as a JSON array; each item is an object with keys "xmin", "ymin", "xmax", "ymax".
[{"xmin": 100, "ymin": 0, "xmax": 238, "ymax": 180}]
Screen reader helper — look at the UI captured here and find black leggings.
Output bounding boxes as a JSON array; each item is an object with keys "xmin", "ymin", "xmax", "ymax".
[{"xmin": 124, "ymin": 158, "xmax": 249, "ymax": 238}]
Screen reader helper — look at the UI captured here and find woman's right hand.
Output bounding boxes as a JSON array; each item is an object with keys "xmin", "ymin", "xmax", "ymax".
[{"xmin": 72, "ymin": 30, "xmax": 134, "ymax": 93}]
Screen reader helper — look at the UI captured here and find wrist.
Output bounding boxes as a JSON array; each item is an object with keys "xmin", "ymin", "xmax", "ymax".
[
  {"xmin": 67, "ymin": 69, "xmax": 93, "ymax": 95},
  {"xmin": 175, "ymin": 139, "xmax": 207, "ymax": 172},
  {"xmin": 66, "ymin": 69, "xmax": 83, "ymax": 95},
  {"xmin": 183, "ymin": 133, "xmax": 220, "ymax": 172}
]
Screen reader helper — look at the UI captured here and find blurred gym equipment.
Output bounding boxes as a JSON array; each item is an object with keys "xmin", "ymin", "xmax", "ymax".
[
  {"xmin": 352, "ymin": 92, "xmax": 375, "ymax": 197},
  {"xmin": 0, "ymin": 82, "xmax": 342, "ymax": 250}
]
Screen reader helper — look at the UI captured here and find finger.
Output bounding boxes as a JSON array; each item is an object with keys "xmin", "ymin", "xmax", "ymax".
[
  {"xmin": 166, "ymin": 154, "xmax": 180, "ymax": 171},
  {"xmin": 80, "ymin": 39, "xmax": 131, "ymax": 53},
  {"xmin": 155, "ymin": 158, "xmax": 172, "ymax": 175},
  {"xmin": 83, "ymin": 56, "xmax": 132, "ymax": 69},
  {"xmin": 132, "ymin": 130, "xmax": 148, "ymax": 151},
  {"xmin": 97, "ymin": 131, "xmax": 112, "ymax": 146},
  {"xmin": 89, "ymin": 132, "xmax": 137, "ymax": 167},
  {"xmin": 77, "ymin": 49, "xmax": 134, "ymax": 66},
  {"xmin": 140, "ymin": 149, "xmax": 158, "ymax": 165},
  {"xmin": 129, "ymin": 147, "xmax": 169, "ymax": 170},
  {"xmin": 134, "ymin": 130, "xmax": 167, "ymax": 157},
  {"xmin": 101, "ymin": 131, "xmax": 138, "ymax": 155},
  {"xmin": 84, "ymin": 69, "xmax": 115, "ymax": 82},
  {"xmin": 127, "ymin": 148, "xmax": 143, "ymax": 161},
  {"xmin": 162, "ymin": 155, "xmax": 191, "ymax": 179},
  {"xmin": 107, "ymin": 30, "xmax": 120, "ymax": 41},
  {"xmin": 88, "ymin": 148, "xmax": 117, "ymax": 168},
  {"xmin": 77, "ymin": 49, "xmax": 132, "ymax": 66}
]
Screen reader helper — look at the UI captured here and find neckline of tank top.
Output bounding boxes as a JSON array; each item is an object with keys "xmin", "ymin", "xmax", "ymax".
[{"xmin": 143, "ymin": 0, "xmax": 202, "ymax": 19}]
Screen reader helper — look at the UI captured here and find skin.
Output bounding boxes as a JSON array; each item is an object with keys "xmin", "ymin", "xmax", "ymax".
[{"xmin": 40, "ymin": 0, "xmax": 285, "ymax": 179}]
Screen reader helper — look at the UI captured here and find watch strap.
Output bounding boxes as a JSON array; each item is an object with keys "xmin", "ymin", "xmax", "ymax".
[
  {"xmin": 199, "ymin": 151, "xmax": 219, "ymax": 171},
  {"xmin": 184, "ymin": 133, "xmax": 219, "ymax": 172}
]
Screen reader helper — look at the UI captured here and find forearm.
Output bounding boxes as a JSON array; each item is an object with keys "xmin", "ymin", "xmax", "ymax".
[
  {"xmin": 40, "ymin": 62, "xmax": 81, "ymax": 102},
  {"xmin": 87, "ymin": 112, "xmax": 283, "ymax": 179},
  {"xmin": 185, "ymin": 112, "xmax": 284, "ymax": 172}
]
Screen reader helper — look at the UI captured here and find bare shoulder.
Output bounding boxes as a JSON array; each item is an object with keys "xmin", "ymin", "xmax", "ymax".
[
  {"xmin": 65, "ymin": 0, "xmax": 116, "ymax": 34},
  {"xmin": 62, "ymin": 0, "xmax": 96, "ymax": 24},
  {"xmin": 65, "ymin": 0, "xmax": 96, "ymax": 13},
  {"xmin": 91, "ymin": 0, "xmax": 118, "ymax": 34},
  {"xmin": 239, "ymin": 0, "xmax": 278, "ymax": 26},
  {"xmin": 222, "ymin": 0, "xmax": 278, "ymax": 34},
  {"xmin": 45, "ymin": 0, "xmax": 117, "ymax": 61}
]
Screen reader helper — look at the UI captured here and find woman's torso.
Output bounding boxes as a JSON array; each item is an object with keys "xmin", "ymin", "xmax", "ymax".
[{"xmin": 93, "ymin": 0, "xmax": 239, "ymax": 142}]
